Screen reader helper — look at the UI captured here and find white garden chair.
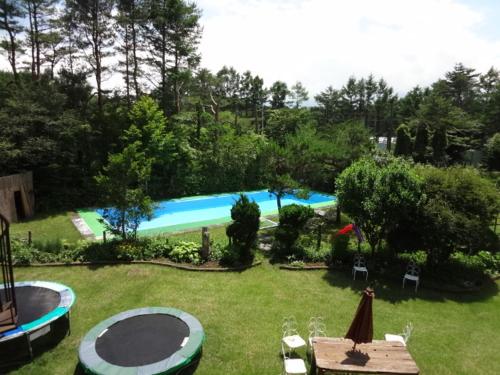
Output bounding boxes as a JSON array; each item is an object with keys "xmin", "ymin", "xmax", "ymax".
[
  {"xmin": 385, "ymin": 322, "xmax": 414, "ymax": 346},
  {"xmin": 352, "ymin": 254, "xmax": 368, "ymax": 280},
  {"xmin": 402, "ymin": 262, "xmax": 420, "ymax": 292},
  {"xmin": 282, "ymin": 316, "xmax": 306, "ymax": 354},
  {"xmin": 282, "ymin": 344, "xmax": 307, "ymax": 375},
  {"xmin": 307, "ymin": 317, "xmax": 326, "ymax": 354}
]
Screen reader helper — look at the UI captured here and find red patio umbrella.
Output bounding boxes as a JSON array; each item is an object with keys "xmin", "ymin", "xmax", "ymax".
[{"xmin": 345, "ymin": 287, "xmax": 375, "ymax": 350}]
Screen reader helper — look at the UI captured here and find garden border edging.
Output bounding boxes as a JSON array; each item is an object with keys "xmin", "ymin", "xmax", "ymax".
[{"xmin": 13, "ymin": 259, "xmax": 262, "ymax": 272}]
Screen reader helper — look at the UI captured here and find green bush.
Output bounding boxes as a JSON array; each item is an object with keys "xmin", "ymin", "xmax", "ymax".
[
  {"xmin": 144, "ymin": 236, "xmax": 172, "ymax": 259},
  {"xmin": 11, "ymin": 238, "xmax": 57, "ymax": 265},
  {"xmin": 485, "ymin": 133, "xmax": 500, "ymax": 171},
  {"xmin": 397, "ymin": 251, "xmax": 428, "ymax": 267},
  {"xmin": 226, "ymin": 194, "xmax": 261, "ymax": 262},
  {"xmin": 331, "ymin": 234, "xmax": 350, "ymax": 262},
  {"xmin": 273, "ymin": 204, "xmax": 314, "ymax": 259},
  {"xmin": 447, "ymin": 252, "xmax": 486, "ymax": 281},
  {"xmin": 169, "ymin": 241, "xmax": 201, "ymax": 264}
]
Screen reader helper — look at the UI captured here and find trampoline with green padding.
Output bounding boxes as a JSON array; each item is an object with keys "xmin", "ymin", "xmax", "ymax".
[{"xmin": 79, "ymin": 307, "xmax": 205, "ymax": 375}]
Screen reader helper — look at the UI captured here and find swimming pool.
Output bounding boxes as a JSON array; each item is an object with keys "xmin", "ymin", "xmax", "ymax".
[{"xmin": 78, "ymin": 190, "xmax": 336, "ymax": 237}]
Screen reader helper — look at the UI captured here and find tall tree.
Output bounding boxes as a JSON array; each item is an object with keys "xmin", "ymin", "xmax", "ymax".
[
  {"xmin": 116, "ymin": 0, "xmax": 145, "ymax": 104},
  {"xmin": 165, "ymin": 0, "xmax": 201, "ymax": 114},
  {"xmin": 0, "ymin": 0, "xmax": 25, "ymax": 82},
  {"xmin": 413, "ymin": 121, "xmax": 429, "ymax": 163},
  {"xmin": 250, "ymin": 75, "xmax": 267, "ymax": 132},
  {"xmin": 22, "ymin": 1, "xmax": 59, "ymax": 80},
  {"xmin": 289, "ymin": 81, "xmax": 308, "ymax": 108},
  {"xmin": 67, "ymin": 0, "xmax": 115, "ymax": 113},
  {"xmin": 438, "ymin": 63, "xmax": 479, "ymax": 113},
  {"xmin": 144, "ymin": 0, "xmax": 201, "ymax": 114},
  {"xmin": 394, "ymin": 124, "xmax": 412, "ymax": 157},
  {"xmin": 269, "ymin": 80, "xmax": 289, "ymax": 109},
  {"xmin": 432, "ymin": 126, "xmax": 448, "ymax": 166}
]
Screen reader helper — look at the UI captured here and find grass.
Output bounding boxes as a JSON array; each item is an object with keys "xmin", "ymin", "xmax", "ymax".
[
  {"xmin": 9, "ymin": 263, "xmax": 500, "ymax": 375},
  {"xmin": 10, "ymin": 212, "xmax": 83, "ymax": 244}
]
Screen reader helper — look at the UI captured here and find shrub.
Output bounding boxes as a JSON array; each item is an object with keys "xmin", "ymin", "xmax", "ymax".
[
  {"xmin": 415, "ymin": 165, "xmax": 499, "ymax": 263},
  {"xmin": 331, "ymin": 234, "xmax": 350, "ymax": 262},
  {"xmin": 11, "ymin": 239, "xmax": 57, "ymax": 265},
  {"xmin": 397, "ymin": 251, "xmax": 428, "ymax": 267},
  {"xmin": 145, "ymin": 236, "xmax": 172, "ymax": 259},
  {"xmin": 273, "ymin": 204, "xmax": 314, "ymax": 258},
  {"xmin": 485, "ymin": 133, "xmax": 500, "ymax": 171},
  {"xmin": 447, "ymin": 252, "xmax": 486, "ymax": 281},
  {"xmin": 226, "ymin": 194, "xmax": 261, "ymax": 262},
  {"xmin": 169, "ymin": 241, "xmax": 201, "ymax": 264}
]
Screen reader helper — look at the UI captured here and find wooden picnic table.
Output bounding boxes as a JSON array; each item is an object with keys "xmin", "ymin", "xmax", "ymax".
[{"xmin": 312, "ymin": 337, "xmax": 419, "ymax": 374}]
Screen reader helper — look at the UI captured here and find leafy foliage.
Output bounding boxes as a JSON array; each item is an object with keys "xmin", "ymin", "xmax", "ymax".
[
  {"xmin": 336, "ymin": 157, "xmax": 423, "ymax": 256},
  {"xmin": 169, "ymin": 241, "xmax": 202, "ymax": 264}
]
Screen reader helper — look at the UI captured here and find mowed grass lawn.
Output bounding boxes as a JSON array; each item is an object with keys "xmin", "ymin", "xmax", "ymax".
[
  {"xmin": 10, "ymin": 264, "xmax": 500, "ymax": 375},
  {"xmin": 10, "ymin": 212, "xmax": 83, "ymax": 244}
]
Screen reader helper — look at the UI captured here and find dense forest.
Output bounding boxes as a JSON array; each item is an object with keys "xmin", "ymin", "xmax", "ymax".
[{"xmin": 1, "ymin": 0, "xmax": 499, "ymax": 212}]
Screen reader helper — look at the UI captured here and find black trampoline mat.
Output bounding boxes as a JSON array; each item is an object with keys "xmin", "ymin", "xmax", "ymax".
[
  {"xmin": 95, "ymin": 313, "xmax": 190, "ymax": 367},
  {"xmin": 0, "ymin": 286, "xmax": 60, "ymax": 325}
]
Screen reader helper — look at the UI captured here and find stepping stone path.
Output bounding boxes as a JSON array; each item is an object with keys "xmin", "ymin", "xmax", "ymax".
[{"xmin": 258, "ymin": 233, "xmax": 274, "ymax": 252}]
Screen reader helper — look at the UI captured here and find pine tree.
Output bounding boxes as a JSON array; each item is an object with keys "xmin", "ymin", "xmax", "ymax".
[
  {"xmin": 413, "ymin": 122, "xmax": 429, "ymax": 163},
  {"xmin": 432, "ymin": 127, "xmax": 448, "ymax": 166},
  {"xmin": 394, "ymin": 124, "xmax": 412, "ymax": 156},
  {"xmin": 290, "ymin": 81, "xmax": 308, "ymax": 108},
  {"xmin": 116, "ymin": 0, "xmax": 145, "ymax": 104},
  {"xmin": 0, "ymin": 0, "xmax": 25, "ymax": 82},
  {"xmin": 269, "ymin": 80, "xmax": 288, "ymax": 109},
  {"xmin": 67, "ymin": 0, "xmax": 115, "ymax": 113}
]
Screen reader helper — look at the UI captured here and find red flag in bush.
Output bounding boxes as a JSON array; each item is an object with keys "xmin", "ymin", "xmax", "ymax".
[{"xmin": 337, "ymin": 224, "xmax": 354, "ymax": 236}]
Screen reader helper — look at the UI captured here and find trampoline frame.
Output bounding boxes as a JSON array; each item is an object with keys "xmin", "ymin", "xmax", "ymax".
[
  {"xmin": 0, "ymin": 281, "xmax": 75, "ymax": 360},
  {"xmin": 79, "ymin": 307, "xmax": 205, "ymax": 375}
]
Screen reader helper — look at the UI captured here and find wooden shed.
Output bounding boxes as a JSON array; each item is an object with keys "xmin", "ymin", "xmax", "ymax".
[{"xmin": 0, "ymin": 172, "xmax": 35, "ymax": 223}]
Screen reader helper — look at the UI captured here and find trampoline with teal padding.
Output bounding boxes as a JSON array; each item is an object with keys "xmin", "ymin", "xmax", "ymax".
[
  {"xmin": 0, "ymin": 281, "xmax": 75, "ymax": 362},
  {"xmin": 79, "ymin": 307, "xmax": 205, "ymax": 375}
]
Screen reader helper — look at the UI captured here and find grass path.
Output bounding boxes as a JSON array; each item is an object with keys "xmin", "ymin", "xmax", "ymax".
[
  {"xmin": 10, "ymin": 212, "xmax": 83, "ymax": 244},
  {"xmin": 9, "ymin": 263, "xmax": 500, "ymax": 375}
]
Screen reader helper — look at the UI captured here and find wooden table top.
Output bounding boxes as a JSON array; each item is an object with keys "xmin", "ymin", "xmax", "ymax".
[{"xmin": 312, "ymin": 337, "xmax": 419, "ymax": 374}]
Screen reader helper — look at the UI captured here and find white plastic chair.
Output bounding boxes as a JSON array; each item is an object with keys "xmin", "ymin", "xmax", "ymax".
[
  {"xmin": 385, "ymin": 322, "xmax": 413, "ymax": 346},
  {"xmin": 403, "ymin": 263, "xmax": 420, "ymax": 292},
  {"xmin": 352, "ymin": 254, "xmax": 368, "ymax": 280},
  {"xmin": 282, "ymin": 316, "xmax": 306, "ymax": 354}
]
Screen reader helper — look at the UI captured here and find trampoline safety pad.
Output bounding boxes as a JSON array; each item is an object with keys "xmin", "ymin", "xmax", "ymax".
[{"xmin": 79, "ymin": 307, "xmax": 205, "ymax": 375}]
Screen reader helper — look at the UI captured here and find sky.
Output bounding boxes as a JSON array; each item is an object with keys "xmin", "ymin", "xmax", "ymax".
[
  {"xmin": 196, "ymin": 0, "xmax": 500, "ymax": 99},
  {"xmin": 1, "ymin": 0, "xmax": 499, "ymax": 101}
]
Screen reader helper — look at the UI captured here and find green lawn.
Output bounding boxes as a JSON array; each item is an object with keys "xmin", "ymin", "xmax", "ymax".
[
  {"xmin": 9, "ymin": 264, "xmax": 500, "ymax": 375},
  {"xmin": 10, "ymin": 212, "xmax": 83, "ymax": 244}
]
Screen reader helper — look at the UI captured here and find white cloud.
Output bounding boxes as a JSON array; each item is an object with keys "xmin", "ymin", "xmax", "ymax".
[
  {"xmin": 197, "ymin": 0, "xmax": 500, "ymax": 98},
  {"xmin": 1, "ymin": 0, "xmax": 499, "ymax": 101}
]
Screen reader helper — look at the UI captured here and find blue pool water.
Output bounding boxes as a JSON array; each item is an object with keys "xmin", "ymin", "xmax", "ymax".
[{"xmin": 97, "ymin": 190, "xmax": 336, "ymax": 233}]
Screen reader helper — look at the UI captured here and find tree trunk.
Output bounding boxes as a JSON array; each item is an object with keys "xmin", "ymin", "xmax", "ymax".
[
  {"xmin": 131, "ymin": 16, "xmax": 140, "ymax": 98},
  {"xmin": 174, "ymin": 51, "xmax": 181, "ymax": 114},
  {"xmin": 124, "ymin": 24, "xmax": 131, "ymax": 107},
  {"xmin": 196, "ymin": 103, "xmax": 202, "ymax": 140},
  {"xmin": 160, "ymin": 26, "xmax": 167, "ymax": 114},
  {"xmin": 5, "ymin": 17, "xmax": 18, "ymax": 82},
  {"xmin": 277, "ymin": 194, "xmax": 282, "ymax": 212},
  {"xmin": 27, "ymin": 2, "xmax": 36, "ymax": 80},
  {"xmin": 336, "ymin": 204, "xmax": 341, "ymax": 225},
  {"xmin": 34, "ymin": 2, "xmax": 41, "ymax": 79}
]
